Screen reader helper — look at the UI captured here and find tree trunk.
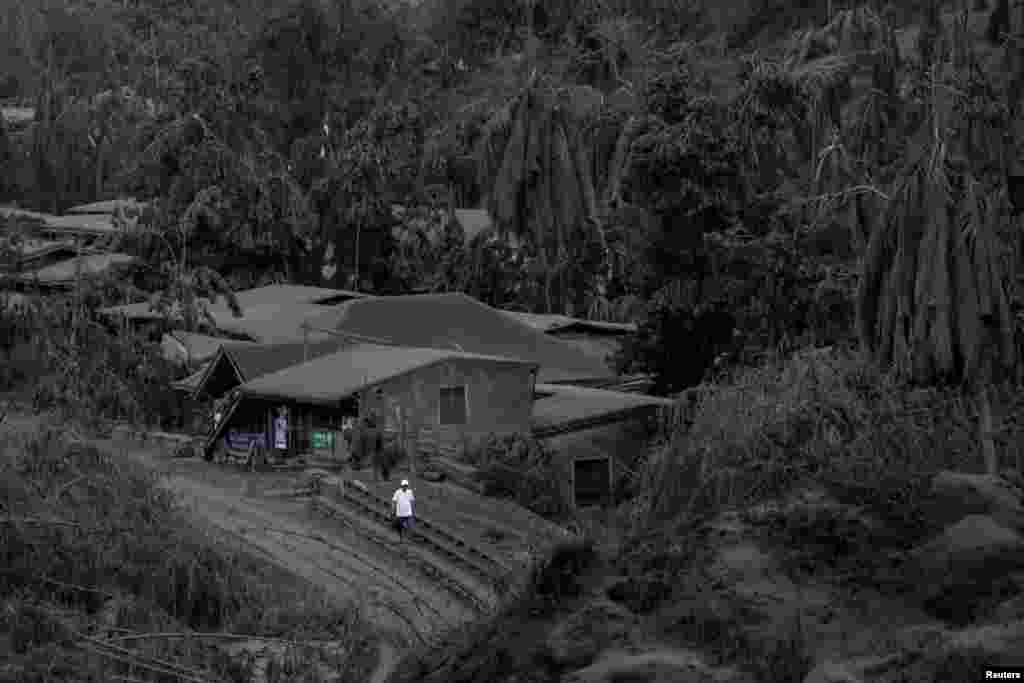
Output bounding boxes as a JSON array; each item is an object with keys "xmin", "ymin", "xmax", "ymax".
[{"xmin": 979, "ymin": 382, "xmax": 998, "ymax": 476}]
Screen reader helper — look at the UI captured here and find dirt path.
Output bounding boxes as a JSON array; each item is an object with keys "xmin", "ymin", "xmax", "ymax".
[
  {"xmin": 1, "ymin": 413, "xmax": 477, "ymax": 648},
  {"xmin": 371, "ymin": 640, "xmax": 399, "ymax": 683},
  {"xmin": 162, "ymin": 471, "xmax": 474, "ymax": 639}
]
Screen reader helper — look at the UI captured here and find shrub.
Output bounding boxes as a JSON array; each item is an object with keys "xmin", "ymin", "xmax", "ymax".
[
  {"xmin": 473, "ymin": 434, "xmax": 573, "ymax": 520},
  {"xmin": 639, "ymin": 347, "xmax": 996, "ymax": 532},
  {"xmin": 527, "ymin": 537, "xmax": 598, "ymax": 612}
]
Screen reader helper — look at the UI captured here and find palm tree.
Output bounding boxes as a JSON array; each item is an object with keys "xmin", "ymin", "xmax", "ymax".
[
  {"xmin": 857, "ymin": 62, "xmax": 1017, "ymax": 476},
  {"xmin": 476, "ymin": 73, "xmax": 608, "ymax": 313}
]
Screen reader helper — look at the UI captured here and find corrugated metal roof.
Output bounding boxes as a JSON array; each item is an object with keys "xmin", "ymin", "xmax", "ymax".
[
  {"xmin": 306, "ymin": 292, "xmax": 616, "ymax": 383},
  {"xmin": 531, "ymin": 383, "xmax": 673, "ymax": 430},
  {"xmin": 240, "ymin": 343, "xmax": 537, "ymax": 404}
]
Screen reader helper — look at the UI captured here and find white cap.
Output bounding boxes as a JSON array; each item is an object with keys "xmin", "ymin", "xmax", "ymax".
[{"xmin": 401, "ymin": 479, "xmax": 409, "ymax": 486}]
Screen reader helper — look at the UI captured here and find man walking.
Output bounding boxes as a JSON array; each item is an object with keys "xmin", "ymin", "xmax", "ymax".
[{"xmin": 392, "ymin": 479, "xmax": 414, "ymax": 542}]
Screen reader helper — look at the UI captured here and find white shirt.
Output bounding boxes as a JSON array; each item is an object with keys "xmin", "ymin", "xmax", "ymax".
[{"xmin": 392, "ymin": 488, "xmax": 414, "ymax": 517}]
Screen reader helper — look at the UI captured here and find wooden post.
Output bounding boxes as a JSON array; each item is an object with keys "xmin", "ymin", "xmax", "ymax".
[
  {"xmin": 980, "ymin": 383, "xmax": 998, "ymax": 476},
  {"xmin": 569, "ymin": 457, "xmax": 576, "ymax": 510},
  {"xmin": 607, "ymin": 455, "xmax": 614, "ymax": 508}
]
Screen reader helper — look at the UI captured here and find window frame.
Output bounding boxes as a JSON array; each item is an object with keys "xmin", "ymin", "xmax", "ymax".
[{"xmin": 438, "ymin": 384, "xmax": 468, "ymax": 426}]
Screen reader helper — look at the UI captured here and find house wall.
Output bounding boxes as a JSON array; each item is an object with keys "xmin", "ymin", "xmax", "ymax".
[
  {"xmin": 218, "ymin": 397, "xmax": 355, "ymax": 458},
  {"xmin": 358, "ymin": 358, "xmax": 534, "ymax": 457},
  {"xmin": 539, "ymin": 415, "xmax": 657, "ymax": 504}
]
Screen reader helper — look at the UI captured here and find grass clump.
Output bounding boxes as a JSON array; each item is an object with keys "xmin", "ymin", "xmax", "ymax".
[{"xmin": 0, "ymin": 427, "xmax": 376, "ymax": 682}]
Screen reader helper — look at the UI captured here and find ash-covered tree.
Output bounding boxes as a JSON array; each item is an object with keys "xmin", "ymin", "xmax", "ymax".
[
  {"xmin": 475, "ymin": 73, "xmax": 609, "ymax": 314},
  {"xmin": 117, "ymin": 111, "xmax": 314, "ymax": 323},
  {"xmin": 857, "ymin": 53, "xmax": 1018, "ymax": 476},
  {"xmin": 313, "ymin": 100, "xmax": 426, "ymax": 291}
]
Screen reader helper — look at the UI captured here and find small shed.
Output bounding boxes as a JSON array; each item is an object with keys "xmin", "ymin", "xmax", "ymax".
[{"xmin": 205, "ymin": 344, "xmax": 538, "ymax": 460}]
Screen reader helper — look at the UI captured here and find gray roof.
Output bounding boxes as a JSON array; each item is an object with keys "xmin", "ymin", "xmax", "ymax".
[
  {"xmin": 241, "ymin": 344, "xmax": 538, "ymax": 404},
  {"xmin": 305, "ymin": 292, "xmax": 616, "ymax": 383},
  {"xmin": 162, "ymin": 331, "xmax": 249, "ymax": 365},
  {"xmin": 501, "ymin": 311, "xmax": 637, "ymax": 335},
  {"xmin": 220, "ymin": 338, "xmax": 355, "ymax": 382},
  {"xmin": 232, "ymin": 284, "xmax": 366, "ymax": 307},
  {"xmin": 452, "ymin": 209, "xmax": 492, "ymax": 241},
  {"xmin": 98, "ymin": 284, "xmax": 365, "ymax": 341},
  {"xmin": 531, "ymin": 383, "xmax": 673, "ymax": 430},
  {"xmin": 171, "ymin": 364, "xmax": 210, "ymax": 392}
]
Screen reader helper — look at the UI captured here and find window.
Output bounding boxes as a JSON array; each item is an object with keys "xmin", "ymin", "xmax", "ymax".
[{"xmin": 439, "ymin": 386, "xmax": 467, "ymax": 425}]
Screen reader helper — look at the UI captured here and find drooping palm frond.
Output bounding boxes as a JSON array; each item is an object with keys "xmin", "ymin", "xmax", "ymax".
[{"xmin": 475, "ymin": 75, "xmax": 609, "ymax": 312}]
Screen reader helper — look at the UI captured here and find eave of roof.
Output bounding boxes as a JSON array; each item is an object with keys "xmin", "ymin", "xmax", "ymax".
[{"xmin": 239, "ymin": 344, "xmax": 538, "ymax": 405}]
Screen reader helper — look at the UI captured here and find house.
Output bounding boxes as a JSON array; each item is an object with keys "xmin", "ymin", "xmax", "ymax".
[
  {"xmin": 304, "ymin": 292, "xmax": 616, "ymax": 384},
  {"xmin": 531, "ymin": 383, "xmax": 674, "ymax": 507},
  {"xmin": 501, "ymin": 311, "xmax": 637, "ymax": 365},
  {"xmin": 185, "ymin": 337, "xmax": 355, "ymax": 400},
  {"xmin": 204, "ymin": 344, "xmax": 538, "ymax": 460}
]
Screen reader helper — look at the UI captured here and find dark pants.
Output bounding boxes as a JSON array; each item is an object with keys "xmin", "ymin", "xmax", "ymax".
[{"xmin": 395, "ymin": 515, "xmax": 413, "ymax": 539}]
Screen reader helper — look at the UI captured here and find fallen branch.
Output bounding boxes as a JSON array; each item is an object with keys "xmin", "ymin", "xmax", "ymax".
[
  {"xmin": 80, "ymin": 642, "xmax": 212, "ymax": 683},
  {"xmin": 106, "ymin": 631, "xmax": 336, "ymax": 648},
  {"xmin": 77, "ymin": 631, "xmax": 219, "ymax": 683},
  {"xmin": 0, "ymin": 515, "xmax": 84, "ymax": 528},
  {"xmin": 792, "ymin": 184, "xmax": 891, "ymax": 206},
  {"xmin": 48, "ymin": 475, "xmax": 88, "ymax": 504}
]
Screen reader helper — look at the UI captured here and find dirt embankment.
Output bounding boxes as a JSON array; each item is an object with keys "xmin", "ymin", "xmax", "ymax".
[{"xmin": 2, "ymin": 413, "xmax": 560, "ymax": 651}]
